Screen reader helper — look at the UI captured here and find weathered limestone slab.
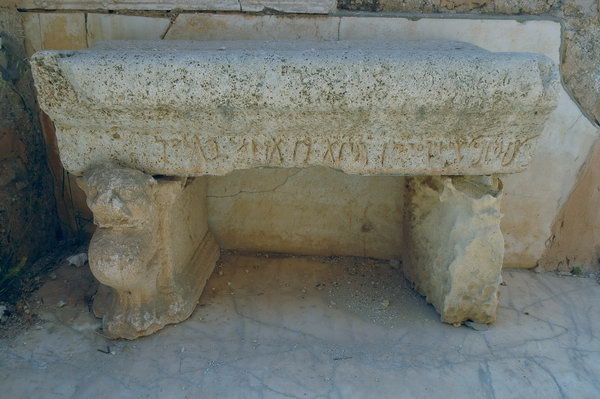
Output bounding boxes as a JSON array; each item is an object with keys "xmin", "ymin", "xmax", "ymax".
[
  {"xmin": 20, "ymin": 0, "xmax": 241, "ymax": 11},
  {"xmin": 404, "ymin": 176, "xmax": 504, "ymax": 324},
  {"xmin": 19, "ymin": 0, "xmax": 335, "ymax": 13},
  {"xmin": 31, "ymin": 40, "xmax": 558, "ymax": 177},
  {"xmin": 78, "ymin": 163, "xmax": 219, "ymax": 339}
]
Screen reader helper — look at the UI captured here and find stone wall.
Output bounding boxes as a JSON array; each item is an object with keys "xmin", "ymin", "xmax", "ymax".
[
  {"xmin": 539, "ymin": 139, "xmax": 600, "ymax": 273},
  {"xmin": 0, "ymin": 7, "xmax": 59, "ymax": 291},
  {"xmin": 336, "ymin": 0, "xmax": 600, "ymax": 272},
  {"xmin": 13, "ymin": 0, "xmax": 600, "ymax": 269}
]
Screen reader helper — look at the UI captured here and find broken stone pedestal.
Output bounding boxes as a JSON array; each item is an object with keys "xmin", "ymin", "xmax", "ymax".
[
  {"xmin": 404, "ymin": 176, "xmax": 504, "ymax": 324},
  {"xmin": 31, "ymin": 40, "xmax": 559, "ymax": 338}
]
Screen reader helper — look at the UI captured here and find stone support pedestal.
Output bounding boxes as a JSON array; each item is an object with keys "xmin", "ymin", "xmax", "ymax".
[
  {"xmin": 403, "ymin": 176, "xmax": 504, "ymax": 325},
  {"xmin": 78, "ymin": 164, "xmax": 220, "ymax": 339}
]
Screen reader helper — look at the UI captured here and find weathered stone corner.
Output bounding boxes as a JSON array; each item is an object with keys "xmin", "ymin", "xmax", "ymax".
[
  {"xmin": 78, "ymin": 163, "xmax": 219, "ymax": 339},
  {"xmin": 403, "ymin": 175, "xmax": 504, "ymax": 325}
]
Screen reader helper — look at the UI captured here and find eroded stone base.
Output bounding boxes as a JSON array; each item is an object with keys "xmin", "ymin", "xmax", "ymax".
[
  {"xmin": 404, "ymin": 175, "xmax": 504, "ymax": 324},
  {"xmin": 92, "ymin": 233, "xmax": 219, "ymax": 339},
  {"xmin": 79, "ymin": 164, "xmax": 220, "ymax": 339}
]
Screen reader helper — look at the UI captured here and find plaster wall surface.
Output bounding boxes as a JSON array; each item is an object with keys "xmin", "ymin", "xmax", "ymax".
[
  {"xmin": 208, "ymin": 167, "xmax": 405, "ymax": 258},
  {"xmin": 21, "ymin": 12, "xmax": 599, "ymax": 265}
]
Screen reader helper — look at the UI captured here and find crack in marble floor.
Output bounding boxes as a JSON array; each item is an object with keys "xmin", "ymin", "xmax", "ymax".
[{"xmin": 1, "ymin": 253, "xmax": 599, "ymax": 398}]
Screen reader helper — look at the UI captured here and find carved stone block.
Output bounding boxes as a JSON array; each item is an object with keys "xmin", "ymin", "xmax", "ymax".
[
  {"xmin": 78, "ymin": 163, "xmax": 219, "ymax": 339},
  {"xmin": 30, "ymin": 40, "xmax": 558, "ymax": 177},
  {"xmin": 403, "ymin": 176, "xmax": 504, "ymax": 324},
  {"xmin": 29, "ymin": 40, "xmax": 560, "ymax": 336}
]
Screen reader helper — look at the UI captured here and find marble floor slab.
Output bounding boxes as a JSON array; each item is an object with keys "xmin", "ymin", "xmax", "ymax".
[{"xmin": 1, "ymin": 253, "xmax": 599, "ymax": 398}]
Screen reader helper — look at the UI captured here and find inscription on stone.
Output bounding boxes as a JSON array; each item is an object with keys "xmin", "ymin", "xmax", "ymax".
[{"xmin": 145, "ymin": 133, "xmax": 536, "ymax": 175}]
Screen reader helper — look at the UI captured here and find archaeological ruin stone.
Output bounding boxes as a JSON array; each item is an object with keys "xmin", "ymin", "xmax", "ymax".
[
  {"xmin": 31, "ymin": 40, "xmax": 559, "ymax": 338},
  {"xmin": 77, "ymin": 164, "xmax": 219, "ymax": 339}
]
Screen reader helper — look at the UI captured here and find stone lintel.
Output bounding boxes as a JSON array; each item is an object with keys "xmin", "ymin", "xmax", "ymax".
[
  {"xmin": 19, "ymin": 0, "xmax": 336, "ymax": 14},
  {"xmin": 31, "ymin": 39, "xmax": 559, "ymax": 177}
]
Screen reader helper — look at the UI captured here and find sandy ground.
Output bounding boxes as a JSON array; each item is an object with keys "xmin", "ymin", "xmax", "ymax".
[{"xmin": 1, "ymin": 252, "xmax": 600, "ymax": 398}]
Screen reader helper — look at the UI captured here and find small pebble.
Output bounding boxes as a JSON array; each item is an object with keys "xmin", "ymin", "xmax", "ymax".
[
  {"xmin": 66, "ymin": 253, "xmax": 88, "ymax": 268},
  {"xmin": 464, "ymin": 320, "xmax": 489, "ymax": 331},
  {"xmin": 57, "ymin": 300, "xmax": 66, "ymax": 308}
]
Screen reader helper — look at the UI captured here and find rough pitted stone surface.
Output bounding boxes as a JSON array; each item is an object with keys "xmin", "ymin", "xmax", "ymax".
[
  {"xmin": 377, "ymin": 0, "xmax": 556, "ymax": 14},
  {"xmin": 562, "ymin": 20, "xmax": 600, "ymax": 125},
  {"xmin": 404, "ymin": 175, "xmax": 504, "ymax": 324},
  {"xmin": 31, "ymin": 40, "xmax": 558, "ymax": 177},
  {"xmin": 338, "ymin": 0, "xmax": 558, "ymax": 15},
  {"xmin": 78, "ymin": 163, "xmax": 219, "ymax": 339},
  {"xmin": 336, "ymin": 0, "xmax": 600, "ymax": 126}
]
